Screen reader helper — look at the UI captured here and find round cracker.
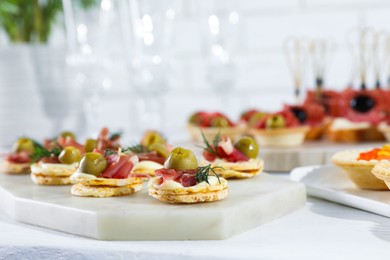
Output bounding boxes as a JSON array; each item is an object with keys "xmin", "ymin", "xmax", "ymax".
[
  {"xmin": 30, "ymin": 163, "xmax": 76, "ymax": 177},
  {"xmin": 131, "ymin": 160, "xmax": 163, "ymax": 177},
  {"xmin": 148, "ymin": 177, "xmax": 228, "ymax": 203},
  {"xmin": 71, "ymin": 175, "xmax": 143, "ymax": 187},
  {"xmin": 204, "ymin": 158, "xmax": 264, "ymax": 179},
  {"xmin": 31, "ymin": 173, "xmax": 72, "ymax": 185},
  {"xmin": 149, "ymin": 187, "xmax": 228, "ymax": 204},
  {"xmin": 216, "ymin": 168, "xmax": 262, "ymax": 179},
  {"xmin": 71, "ymin": 182, "xmax": 143, "ymax": 197},
  {"xmin": 0, "ymin": 161, "xmax": 30, "ymax": 174}
]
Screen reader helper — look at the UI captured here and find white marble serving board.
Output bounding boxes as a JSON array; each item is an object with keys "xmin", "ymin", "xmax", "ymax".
[
  {"xmin": 290, "ymin": 165, "xmax": 390, "ymax": 217},
  {"xmin": 261, "ymin": 141, "xmax": 385, "ymax": 172},
  {"xmin": 0, "ymin": 173, "xmax": 305, "ymax": 240}
]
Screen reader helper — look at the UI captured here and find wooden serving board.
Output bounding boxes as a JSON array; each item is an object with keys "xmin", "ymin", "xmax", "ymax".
[
  {"xmin": 261, "ymin": 141, "xmax": 385, "ymax": 172},
  {"xmin": 0, "ymin": 173, "xmax": 305, "ymax": 240}
]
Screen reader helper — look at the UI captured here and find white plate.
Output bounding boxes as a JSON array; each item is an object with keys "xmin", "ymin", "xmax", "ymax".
[{"xmin": 290, "ymin": 165, "xmax": 390, "ymax": 218}]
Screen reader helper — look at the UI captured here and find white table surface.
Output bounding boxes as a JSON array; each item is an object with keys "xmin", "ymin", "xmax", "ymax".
[{"xmin": 0, "ymin": 173, "xmax": 389, "ymax": 260}]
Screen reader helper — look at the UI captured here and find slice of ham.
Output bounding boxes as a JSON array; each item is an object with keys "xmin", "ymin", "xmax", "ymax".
[
  {"xmin": 240, "ymin": 109, "xmax": 259, "ymax": 123},
  {"xmin": 110, "ymin": 160, "xmax": 134, "ymax": 179},
  {"xmin": 203, "ymin": 150, "xmax": 217, "ymax": 162},
  {"xmin": 100, "ymin": 154, "xmax": 129, "ymax": 178},
  {"xmin": 40, "ymin": 156, "xmax": 60, "ymax": 164},
  {"xmin": 155, "ymin": 168, "xmax": 198, "ymax": 187},
  {"xmin": 216, "ymin": 146, "xmax": 249, "ymax": 162},
  {"xmin": 137, "ymin": 151, "xmax": 166, "ymax": 165},
  {"xmin": 58, "ymin": 136, "xmax": 85, "ymax": 154},
  {"xmin": 6, "ymin": 151, "xmax": 31, "ymax": 163},
  {"xmin": 106, "ymin": 153, "xmax": 119, "ymax": 165},
  {"xmin": 190, "ymin": 111, "xmax": 236, "ymax": 127},
  {"xmin": 202, "ymin": 140, "xmax": 249, "ymax": 163},
  {"xmin": 97, "ymin": 127, "xmax": 121, "ymax": 151},
  {"xmin": 178, "ymin": 173, "xmax": 197, "ymax": 187},
  {"xmin": 155, "ymin": 168, "xmax": 184, "ymax": 181},
  {"xmin": 254, "ymin": 109, "xmax": 300, "ymax": 129}
]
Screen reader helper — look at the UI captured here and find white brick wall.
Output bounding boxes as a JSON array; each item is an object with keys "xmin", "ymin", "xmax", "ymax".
[{"xmin": 2, "ymin": 0, "xmax": 390, "ymax": 147}]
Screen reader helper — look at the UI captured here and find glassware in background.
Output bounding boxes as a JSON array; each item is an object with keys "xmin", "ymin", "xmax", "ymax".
[
  {"xmin": 197, "ymin": 0, "xmax": 240, "ymax": 105},
  {"xmin": 63, "ymin": 0, "xmax": 120, "ymax": 137},
  {"xmin": 31, "ymin": 46, "xmax": 71, "ymax": 135},
  {"xmin": 0, "ymin": 1, "xmax": 67, "ymax": 147},
  {"xmin": 119, "ymin": 0, "xmax": 176, "ymax": 134}
]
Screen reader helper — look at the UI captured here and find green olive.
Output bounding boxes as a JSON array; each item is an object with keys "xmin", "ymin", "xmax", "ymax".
[
  {"xmin": 189, "ymin": 112, "xmax": 204, "ymax": 125},
  {"xmin": 210, "ymin": 116, "xmax": 229, "ymax": 127},
  {"xmin": 164, "ymin": 147, "xmax": 198, "ymax": 170},
  {"xmin": 78, "ymin": 152, "xmax": 108, "ymax": 176},
  {"xmin": 265, "ymin": 115, "xmax": 286, "ymax": 129},
  {"xmin": 141, "ymin": 131, "xmax": 166, "ymax": 148},
  {"xmin": 248, "ymin": 112, "xmax": 267, "ymax": 127},
  {"xmin": 84, "ymin": 138, "xmax": 98, "ymax": 153},
  {"xmin": 60, "ymin": 131, "xmax": 76, "ymax": 140},
  {"xmin": 58, "ymin": 146, "xmax": 82, "ymax": 164},
  {"xmin": 12, "ymin": 137, "xmax": 34, "ymax": 153},
  {"xmin": 234, "ymin": 136, "xmax": 259, "ymax": 159},
  {"xmin": 149, "ymin": 143, "xmax": 169, "ymax": 158}
]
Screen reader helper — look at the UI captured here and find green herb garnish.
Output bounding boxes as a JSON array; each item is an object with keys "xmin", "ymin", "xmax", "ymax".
[
  {"xmin": 122, "ymin": 144, "xmax": 150, "ymax": 154},
  {"xmin": 104, "ymin": 149, "xmax": 116, "ymax": 157},
  {"xmin": 109, "ymin": 131, "xmax": 123, "ymax": 141},
  {"xmin": 195, "ymin": 164, "xmax": 222, "ymax": 185},
  {"xmin": 30, "ymin": 142, "xmax": 62, "ymax": 163},
  {"xmin": 197, "ymin": 131, "xmax": 221, "ymax": 157}
]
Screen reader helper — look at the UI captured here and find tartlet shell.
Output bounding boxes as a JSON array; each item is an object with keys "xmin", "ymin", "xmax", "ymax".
[
  {"xmin": 379, "ymin": 124, "xmax": 390, "ymax": 143},
  {"xmin": 328, "ymin": 126, "xmax": 385, "ymax": 143},
  {"xmin": 248, "ymin": 126, "xmax": 309, "ymax": 147},
  {"xmin": 331, "ymin": 150, "xmax": 388, "ymax": 190},
  {"xmin": 187, "ymin": 124, "xmax": 245, "ymax": 143}
]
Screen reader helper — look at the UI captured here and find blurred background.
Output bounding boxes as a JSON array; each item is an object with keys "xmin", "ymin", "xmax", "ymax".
[{"xmin": 1, "ymin": 0, "xmax": 390, "ymax": 148}]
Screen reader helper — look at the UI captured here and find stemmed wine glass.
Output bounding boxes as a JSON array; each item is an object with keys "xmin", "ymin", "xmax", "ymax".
[
  {"xmin": 197, "ymin": 0, "xmax": 240, "ymax": 107},
  {"xmin": 63, "ymin": 0, "xmax": 120, "ymax": 137},
  {"xmin": 118, "ymin": 0, "xmax": 176, "ymax": 134}
]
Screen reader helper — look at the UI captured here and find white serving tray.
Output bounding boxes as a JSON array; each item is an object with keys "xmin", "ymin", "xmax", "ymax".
[
  {"xmin": 0, "ymin": 172, "xmax": 305, "ymax": 240},
  {"xmin": 262, "ymin": 141, "xmax": 385, "ymax": 172},
  {"xmin": 290, "ymin": 165, "xmax": 390, "ymax": 217}
]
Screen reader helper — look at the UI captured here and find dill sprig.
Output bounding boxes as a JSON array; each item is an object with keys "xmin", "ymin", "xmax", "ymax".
[
  {"xmin": 122, "ymin": 144, "xmax": 150, "ymax": 154},
  {"xmin": 195, "ymin": 164, "xmax": 222, "ymax": 185},
  {"xmin": 197, "ymin": 131, "xmax": 221, "ymax": 157},
  {"xmin": 104, "ymin": 148, "xmax": 116, "ymax": 157},
  {"xmin": 30, "ymin": 143, "xmax": 62, "ymax": 163},
  {"xmin": 109, "ymin": 131, "xmax": 123, "ymax": 141}
]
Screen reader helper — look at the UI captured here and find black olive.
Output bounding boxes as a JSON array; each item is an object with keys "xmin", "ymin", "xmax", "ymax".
[
  {"xmin": 349, "ymin": 95, "xmax": 375, "ymax": 113},
  {"xmin": 290, "ymin": 107, "xmax": 307, "ymax": 123}
]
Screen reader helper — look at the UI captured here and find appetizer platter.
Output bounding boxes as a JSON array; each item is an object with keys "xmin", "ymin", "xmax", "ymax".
[{"xmin": 0, "ymin": 128, "xmax": 305, "ymax": 240}]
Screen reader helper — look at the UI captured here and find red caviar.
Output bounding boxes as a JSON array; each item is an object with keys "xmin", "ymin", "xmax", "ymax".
[{"xmin": 358, "ymin": 145, "xmax": 390, "ymax": 161}]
